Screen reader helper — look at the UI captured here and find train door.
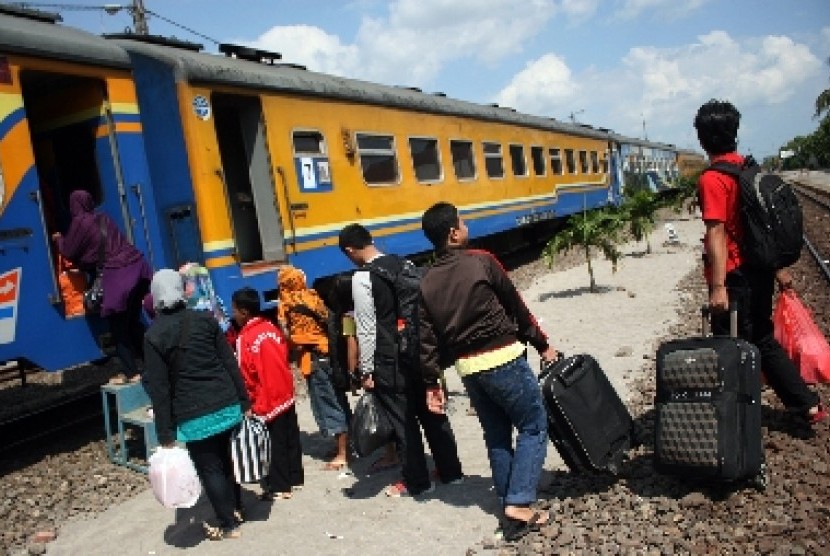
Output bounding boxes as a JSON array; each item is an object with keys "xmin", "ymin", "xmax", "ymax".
[
  {"xmin": 12, "ymin": 70, "xmax": 143, "ymax": 369},
  {"xmin": 211, "ymin": 93, "xmax": 285, "ymax": 264}
]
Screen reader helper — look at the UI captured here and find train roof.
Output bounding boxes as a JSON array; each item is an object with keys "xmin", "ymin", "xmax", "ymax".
[
  {"xmin": 0, "ymin": 10, "xmax": 131, "ymax": 69},
  {"xmin": 110, "ymin": 37, "xmax": 614, "ymax": 142}
]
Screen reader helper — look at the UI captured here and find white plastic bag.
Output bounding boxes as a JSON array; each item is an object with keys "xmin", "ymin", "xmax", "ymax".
[{"xmin": 148, "ymin": 446, "xmax": 202, "ymax": 509}]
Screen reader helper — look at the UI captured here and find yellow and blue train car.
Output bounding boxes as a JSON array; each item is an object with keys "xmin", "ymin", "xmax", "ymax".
[
  {"xmin": 0, "ymin": 9, "xmax": 163, "ymax": 371},
  {"xmin": 114, "ymin": 37, "xmax": 618, "ymax": 307},
  {"xmin": 0, "ymin": 6, "xmax": 650, "ymax": 373}
]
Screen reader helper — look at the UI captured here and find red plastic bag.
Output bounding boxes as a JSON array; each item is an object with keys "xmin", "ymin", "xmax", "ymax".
[{"xmin": 773, "ymin": 290, "xmax": 830, "ymax": 384}]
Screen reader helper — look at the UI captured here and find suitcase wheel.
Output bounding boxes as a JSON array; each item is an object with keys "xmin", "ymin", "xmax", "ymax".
[{"xmin": 749, "ymin": 464, "xmax": 767, "ymax": 492}]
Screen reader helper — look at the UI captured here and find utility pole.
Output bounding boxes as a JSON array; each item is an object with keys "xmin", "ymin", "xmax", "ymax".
[
  {"xmin": 131, "ymin": 0, "xmax": 149, "ymax": 35},
  {"xmin": 569, "ymin": 109, "xmax": 584, "ymax": 124}
]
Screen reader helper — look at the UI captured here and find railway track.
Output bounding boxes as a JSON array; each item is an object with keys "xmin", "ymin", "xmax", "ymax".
[
  {"xmin": 793, "ymin": 182, "xmax": 830, "ymax": 287},
  {"xmin": 0, "ymin": 389, "xmax": 103, "ymax": 454}
]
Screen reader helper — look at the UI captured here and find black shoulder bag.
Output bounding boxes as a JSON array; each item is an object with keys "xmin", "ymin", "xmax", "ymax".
[{"xmin": 83, "ymin": 215, "xmax": 107, "ymax": 314}]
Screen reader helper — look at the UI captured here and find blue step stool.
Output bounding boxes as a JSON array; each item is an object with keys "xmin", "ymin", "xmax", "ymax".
[{"xmin": 101, "ymin": 382, "xmax": 158, "ymax": 473}]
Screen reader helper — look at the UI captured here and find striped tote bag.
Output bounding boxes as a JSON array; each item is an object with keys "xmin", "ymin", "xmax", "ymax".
[{"xmin": 230, "ymin": 416, "xmax": 271, "ymax": 484}]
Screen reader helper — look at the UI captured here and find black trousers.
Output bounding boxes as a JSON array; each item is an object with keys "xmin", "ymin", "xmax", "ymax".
[
  {"xmin": 712, "ymin": 267, "xmax": 818, "ymax": 413},
  {"xmin": 374, "ymin": 378, "xmax": 463, "ymax": 494},
  {"xmin": 186, "ymin": 428, "xmax": 242, "ymax": 530},
  {"xmin": 265, "ymin": 405, "xmax": 304, "ymax": 493},
  {"xmin": 107, "ymin": 278, "xmax": 148, "ymax": 378}
]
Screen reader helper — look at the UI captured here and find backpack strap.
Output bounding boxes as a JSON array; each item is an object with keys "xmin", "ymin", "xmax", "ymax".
[
  {"xmin": 704, "ymin": 161, "xmax": 742, "ymax": 177},
  {"xmin": 172, "ymin": 310, "xmax": 191, "ymax": 379}
]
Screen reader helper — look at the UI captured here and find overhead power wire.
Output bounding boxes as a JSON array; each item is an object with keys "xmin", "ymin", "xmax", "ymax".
[{"xmin": 11, "ymin": 2, "xmax": 220, "ymax": 45}]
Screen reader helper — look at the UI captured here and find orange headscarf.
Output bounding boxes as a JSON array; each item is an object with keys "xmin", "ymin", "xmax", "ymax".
[{"xmin": 277, "ymin": 265, "xmax": 328, "ymax": 376}]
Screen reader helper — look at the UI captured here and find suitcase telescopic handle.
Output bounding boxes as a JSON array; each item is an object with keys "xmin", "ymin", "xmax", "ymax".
[{"xmin": 700, "ymin": 302, "xmax": 739, "ymax": 337}]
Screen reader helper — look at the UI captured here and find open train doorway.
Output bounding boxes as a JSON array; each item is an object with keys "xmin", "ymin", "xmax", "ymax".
[
  {"xmin": 212, "ymin": 93, "xmax": 285, "ymax": 265},
  {"xmin": 20, "ymin": 72, "xmax": 114, "ymax": 242}
]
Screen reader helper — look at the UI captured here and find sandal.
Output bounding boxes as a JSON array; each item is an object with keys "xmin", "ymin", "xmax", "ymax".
[
  {"xmin": 233, "ymin": 510, "xmax": 244, "ymax": 525},
  {"xmin": 501, "ymin": 511, "xmax": 549, "ymax": 542},
  {"xmin": 260, "ymin": 490, "xmax": 292, "ymax": 501},
  {"xmin": 322, "ymin": 459, "xmax": 348, "ymax": 471},
  {"xmin": 203, "ymin": 523, "xmax": 241, "ymax": 541}
]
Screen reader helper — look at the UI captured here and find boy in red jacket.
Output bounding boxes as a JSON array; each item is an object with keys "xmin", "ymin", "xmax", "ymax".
[{"xmin": 232, "ymin": 287, "xmax": 304, "ymax": 500}]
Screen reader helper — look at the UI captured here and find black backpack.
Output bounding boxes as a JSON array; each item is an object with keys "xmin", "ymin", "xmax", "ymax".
[
  {"xmin": 286, "ymin": 303, "xmax": 350, "ymax": 390},
  {"xmin": 705, "ymin": 156, "xmax": 803, "ymax": 270},
  {"xmin": 367, "ymin": 255, "xmax": 425, "ymax": 370}
]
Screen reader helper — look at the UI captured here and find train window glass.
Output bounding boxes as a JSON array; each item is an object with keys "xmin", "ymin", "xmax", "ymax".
[
  {"xmin": 601, "ymin": 156, "xmax": 609, "ymax": 174},
  {"xmin": 549, "ymin": 148, "xmax": 563, "ymax": 175},
  {"xmin": 293, "ymin": 130, "xmax": 326, "ymax": 155},
  {"xmin": 590, "ymin": 151, "xmax": 599, "ymax": 174},
  {"xmin": 450, "ymin": 140, "xmax": 476, "ymax": 180},
  {"xmin": 483, "ymin": 142, "xmax": 504, "ymax": 179},
  {"xmin": 579, "ymin": 150, "xmax": 589, "ymax": 174},
  {"xmin": 357, "ymin": 133, "xmax": 399, "ymax": 185},
  {"xmin": 531, "ymin": 146, "xmax": 545, "ymax": 176},
  {"xmin": 409, "ymin": 137, "xmax": 442, "ymax": 183},
  {"xmin": 509, "ymin": 144, "xmax": 527, "ymax": 177},
  {"xmin": 564, "ymin": 149, "xmax": 576, "ymax": 174}
]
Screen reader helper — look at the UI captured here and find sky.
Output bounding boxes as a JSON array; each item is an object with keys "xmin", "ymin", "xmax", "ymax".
[{"xmin": 22, "ymin": 0, "xmax": 830, "ymax": 159}]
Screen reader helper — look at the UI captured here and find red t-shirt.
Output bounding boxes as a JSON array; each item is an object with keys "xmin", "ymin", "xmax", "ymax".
[{"xmin": 698, "ymin": 152, "xmax": 745, "ymax": 282}]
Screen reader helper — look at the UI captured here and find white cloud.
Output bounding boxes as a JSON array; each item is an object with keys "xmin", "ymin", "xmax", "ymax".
[
  {"xmin": 614, "ymin": 0, "xmax": 710, "ymax": 21},
  {"xmin": 559, "ymin": 0, "xmax": 599, "ymax": 22},
  {"xmin": 248, "ymin": 25, "xmax": 360, "ymax": 77},
  {"xmin": 244, "ymin": 0, "xmax": 556, "ymax": 86},
  {"xmin": 496, "ymin": 30, "xmax": 823, "ymax": 154},
  {"xmin": 495, "ymin": 54, "xmax": 578, "ymax": 114}
]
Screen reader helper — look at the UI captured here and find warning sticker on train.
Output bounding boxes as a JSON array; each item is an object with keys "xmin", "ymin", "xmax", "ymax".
[
  {"xmin": 0, "ymin": 267, "xmax": 21, "ymax": 344},
  {"xmin": 192, "ymin": 95, "xmax": 211, "ymax": 121}
]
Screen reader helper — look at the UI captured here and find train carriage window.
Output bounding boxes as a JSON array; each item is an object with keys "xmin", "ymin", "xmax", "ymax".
[
  {"xmin": 531, "ymin": 146, "xmax": 545, "ymax": 177},
  {"xmin": 579, "ymin": 150, "xmax": 589, "ymax": 174},
  {"xmin": 357, "ymin": 133, "xmax": 399, "ymax": 185},
  {"xmin": 409, "ymin": 137, "xmax": 442, "ymax": 183},
  {"xmin": 509, "ymin": 144, "xmax": 527, "ymax": 177},
  {"xmin": 450, "ymin": 139, "xmax": 476, "ymax": 181},
  {"xmin": 549, "ymin": 148, "xmax": 563, "ymax": 175},
  {"xmin": 590, "ymin": 151, "xmax": 600, "ymax": 174},
  {"xmin": 293, "ymin": 130, "xmax": 326, "ymax": 155},
  {"xmin": 601, "ymin": 155, "xmax": 609, "ymax": 174},
  {"xmin": 483, "ymin": 142, "xmax": 504, "ymax": 179},
  {"xmin": 564, "ymin": 149, "xmax": 576, "ymax": 174}
]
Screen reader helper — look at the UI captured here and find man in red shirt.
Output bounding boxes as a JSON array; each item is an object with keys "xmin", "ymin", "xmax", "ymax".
[
  {"xmin": 695, "ymin": 99, "xmax": 825, "ymax": 428},
  {"xmin": 232, "ymin": 287, "xmax": 304, "ymax": 499}
]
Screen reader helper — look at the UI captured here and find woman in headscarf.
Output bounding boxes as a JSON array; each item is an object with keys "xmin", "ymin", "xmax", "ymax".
[
  {"xmin": 277, "ymin": 265, "xmax": 351, "ymax": 470},
  {"xmin": 52, "ymin": 189, "xmax": 151, "ymax": 383},
  {"xmin": 142, "ymin": 269, "xmax": 251, "ymax": 541}
]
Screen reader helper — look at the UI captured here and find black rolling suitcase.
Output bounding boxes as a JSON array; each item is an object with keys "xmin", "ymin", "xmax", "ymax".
[
  {"xmin": 539, "ymin": 353, "xmax": 633, "ymax": 474},
  {"xmin": 654, "ymin": 306, "xmax": 766, "ymax": 489}
]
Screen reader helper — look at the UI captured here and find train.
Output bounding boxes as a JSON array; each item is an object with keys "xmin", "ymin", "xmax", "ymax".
[{"xmin": 0, "ymin": 6, "xmax": 705, "ymax": 373}]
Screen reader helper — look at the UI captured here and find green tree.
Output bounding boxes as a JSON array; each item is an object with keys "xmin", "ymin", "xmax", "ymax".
[
  {"xmin": 815, "ymin": 55, "xmax": 830, "ymax": 118},
  {"xmin": 621, "ymin": 189, "xmax": 662, "ymax": 254},
  {"xmin": 543, "ymin": 207, "xmax": 625, "ymax": 293}
]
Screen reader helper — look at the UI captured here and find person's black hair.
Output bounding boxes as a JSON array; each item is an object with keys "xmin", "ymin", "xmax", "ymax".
[
  {"xmin": 422, "ymin": 202, "xmax": 459, "ymax": 251},
  {"xmin": 338, "ymin": 223, "xmax": 373, "ymax": 252},
  {"xmin": 694, "ymin": 99, "xmax": 741, "ymax": 155},
  {"xmin": 231, "ymin": 287, "xmax": 261, "ymax": 315},
  {"xmin": 332, "ymin": 273, "xmax": 354, "ymax": 314}
]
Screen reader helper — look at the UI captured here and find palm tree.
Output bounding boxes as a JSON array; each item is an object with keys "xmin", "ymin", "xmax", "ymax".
[
  {"xmin": 815, "ymin": 55, "xmax": 830, "ymax": 118},
  {"xmin": 543, "ymin": 206, "xmax": 625, "ymax": 292},
  {"xmin": 621, "ymin": 189, "xmax": 662, "ymax": 254}
]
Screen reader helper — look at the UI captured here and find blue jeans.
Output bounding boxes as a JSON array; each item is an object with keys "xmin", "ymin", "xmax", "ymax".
[
  {"xmin": 307, "ymin": 356, "xmax": 351, "ymax": 436},
  {"xmin": 461, "ymin": 355, "xmax": 547, "ymax": 507}
]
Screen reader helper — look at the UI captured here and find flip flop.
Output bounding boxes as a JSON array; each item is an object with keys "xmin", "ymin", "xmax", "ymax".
[
  {"xmin": 501, "ymin": 511, "xmax": 549, "ymax": 542},
  {"xmin": 322, "ymin": 460, "xmax": 348, "ymax": 471}
]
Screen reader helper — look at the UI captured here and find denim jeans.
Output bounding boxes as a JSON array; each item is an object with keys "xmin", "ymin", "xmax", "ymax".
[
  {"xmin": 307, "ymin": 356, "xmax": 351, "ymax": 436},
  {"xmin": 461, "ymin": 355, "xmax": 547, "ymax": 507}
]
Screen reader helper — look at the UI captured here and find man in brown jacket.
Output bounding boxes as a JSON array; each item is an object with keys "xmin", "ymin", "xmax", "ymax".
[{"xmin": 418, "ymin": 202, "xmax": 557, "ymax": 541}]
